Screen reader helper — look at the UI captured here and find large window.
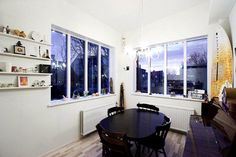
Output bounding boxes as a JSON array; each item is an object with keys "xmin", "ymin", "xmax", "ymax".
[
  {"xmin": 187, "ymin": 38, "xmax": 207, "ymax": 93},
  {"xmin": 101, "ymin": 47, "xmax": 110, "ymax": 94},
  {"xmin": 136, "ymin": 50, "xmax": 148, "ymax": 93},
  {"xmin": 150, "ymin": 46, "xmax": 164, "ymax": 94},
  {"xmin": 51, "ymin": 31, "xmax": 67, "ymax": 100},
  {"xmin": 88, "ymin": 42, "xmax": 99, "ymax": 94},
  {"xmin": 71, "ymin": 36, "xmax": 85, "ymax": 97},
  {"xmin": 51, "ymin": 28, "xmax": 111, "ymax": 101},
  {"xmin": 167, "ymin": 42, "xmax": 184, "ymax": 95},
  {"xmin": 136, "ymin": 36, "xmax": 207, "ymax": 97}
]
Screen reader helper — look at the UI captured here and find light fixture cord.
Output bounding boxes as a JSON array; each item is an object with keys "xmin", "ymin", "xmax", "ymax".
[{"xmin": 140, "ymin": 0, "xmax": 144, "ymax": 45}]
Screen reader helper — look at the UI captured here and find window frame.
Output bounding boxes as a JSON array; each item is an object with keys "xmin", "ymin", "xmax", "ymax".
[
  {"xmin": 51, "ymin": 26, "xmax": 112, "ymax": 101},
  {"xmin": 150, "ymin": 45, "xmax": 165, "ymax": 94},
  {"xmin": 70, "ymin": 36, "xmax": 86, "ymax": 98},
  {"xmin": 135, "ymin": 36, "xmax": 208, "ymax": 97},
  {"xmin": 51, "ymin": 30, "xmax": 68, "ymax": 101}
]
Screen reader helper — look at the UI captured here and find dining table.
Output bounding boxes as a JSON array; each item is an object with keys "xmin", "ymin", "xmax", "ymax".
[{"xmin": 99, "ymin": 108, "xmax": 167, "ymax": 156}]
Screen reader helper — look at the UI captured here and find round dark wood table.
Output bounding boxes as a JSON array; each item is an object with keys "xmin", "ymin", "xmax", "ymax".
[{"xmin": 99, "ymin": 108, "xmax": 166, "ymax": 141}]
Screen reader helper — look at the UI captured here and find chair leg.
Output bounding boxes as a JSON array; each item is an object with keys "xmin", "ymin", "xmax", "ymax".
[
  {"xmin": 148, "ymin": 150, "xmax": 154, "ymax": 157},
  {"xmin": 135, "ymin": 143, "xmax": 141, "ymax": 157},
  {"xmin": 162, "ymin": 148, "xmax": 167, "ymax": 157},
  {"xmin": 141, "ymin": 145, "xmax": 145, "ymax": 153},
  {"xmin": 155, "ymin": 150, "xmax": 159, "ymax": 157},
  {"xmin": 102, "ymin": 145, "xmax": 105, "ymax": 157}
]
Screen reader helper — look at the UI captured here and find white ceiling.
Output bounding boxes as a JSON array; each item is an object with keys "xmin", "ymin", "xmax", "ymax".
[
  {"xmin": 209, "ymin": 0, "xmax": 236, "ymax": 24},
  {"xmin": 66, "ymin": 0, "xmax": 207, "ymax": 33}
]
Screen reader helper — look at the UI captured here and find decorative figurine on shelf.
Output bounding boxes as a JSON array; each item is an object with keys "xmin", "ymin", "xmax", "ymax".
[
  {"xmin": 42, "ymin": 49, "xmax": 50, "ymax": 59},
  {"xmin": 34, "ymin": 66, "xmax": 39, "ymax": 73},
  {"xmin": 45, "ymin": 49, "xmax": 50, "ymax": 58},
  {"xmin": 4, "ymin": 48, "xmax": 8, "ymax": 53},
  {"xmin": 170, "ymin": 91, "xmax": 176, "ymax": 97},
  {"xmin": 40, "ymin": 80, "xmax": 46, "ymax": 86},
  {"xmin": 32, "ymin": 80, "xmax": 40, "ymax": 87},
  {"xmin": 62, "ymin": 95, "xmax": 68, "ymax": 101},
  {"xmin": 14, "ymin": 29, "xmax": 26, "ymax": 38},
  {"xmin": 6, "ymin": 26, "xmax": 10, "ymax": 34},
  {"xmin": 11, "ymin": 66, "xmax": 17, "ymax": 72},
  {"xmin": 16, "ymin": 41, "xmax": 22, "ymax": 46},
  {"xmin": 31, "ymin": 31, "xmax": 42, "ymax": 42},
  {"xmin": 2, "ymin": 26, "xmax": 7, "ymax": 34},
  {"xmin": 83, "ymin": 91, "xmax": 89, "ymax": 97},
  {"xmin": 72, "ymin": 90, "xmax": 80, "ymax": 99},
  {"xmin": 39, "ymin": 46, "xmax": 41, "ymax": 57}
]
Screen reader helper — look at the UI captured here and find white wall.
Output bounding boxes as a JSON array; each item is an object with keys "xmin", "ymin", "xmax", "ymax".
[
  {"xmin": 0, "ymin": 0, "xmax": 122, "ymax": 157},
  {"xmin": 120, "ymin": 2, "xmax": 210, "ymax": 112},
  {"xmin": 1, "ymin": 0, "xmax": 235, "ymax": 156}
]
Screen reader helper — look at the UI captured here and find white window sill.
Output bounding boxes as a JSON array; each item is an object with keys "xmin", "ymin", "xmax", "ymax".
[
  {"xmin": 131, "ymin": 92, "xmax": 204, "ymax": 102},
  {"xmin": 48, "ymin": 94, "xmax": 116, "ymax": 107}
]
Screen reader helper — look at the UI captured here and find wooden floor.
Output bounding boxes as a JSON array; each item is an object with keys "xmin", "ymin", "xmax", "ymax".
[{"xmin": 44, "ymin": 131, "xmax": 186, "ymax": 157}]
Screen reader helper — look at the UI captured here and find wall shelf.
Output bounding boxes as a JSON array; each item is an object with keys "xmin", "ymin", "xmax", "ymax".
[
  {"xmin": 0, "ymin": 32, "xmax": 51, "ymax": 46},
  {"xmin": 0, "ymin": 30, "xmax": 52, "ymax": 92},
  {"xmin": 0, "ymin": 52, "xmax": 51, "ymax": 61},
  {"xmin": 0, "ymin": 86, "xmax": 52, "ymax": 91},
  {"xmin": 0, "ymin": 72, "xmax": 51, "ymax": 76}
]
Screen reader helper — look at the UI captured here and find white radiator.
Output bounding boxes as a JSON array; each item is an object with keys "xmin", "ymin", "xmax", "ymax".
[
  {"xmin": 156, "ymin": 104, "xmax": 194, "ymax": 132},
  {"xmin": 80, "ymin": 104, "xmax": 114, "ymax": 136}
]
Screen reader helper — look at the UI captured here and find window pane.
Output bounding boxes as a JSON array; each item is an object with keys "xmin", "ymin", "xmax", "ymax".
[
  {"xmin": 150, "ymin": 46, "xmax": 164, "ymax": 94},
  {"xmin": 51, "ymin": 31, "xmax": 67, "ymax": 100},
  {"xmin": 167, "ymin": 42, "xmax": 184, "ymax": 95},
  {"xmin": 88, "ymin": 42, "xmax": 98, "ymax": 94},
  {"xmin": 101, "ymin": 47, "xmax": 110, "ymax": 94},
  {"xmin": 71, "ymin": 36, "xmax": 85, "ymax": 97},
  {"xmin": 187, "ymin": 38, "xmax": 207, "ymax": 93},
  {"xmin": 136, "ymin": 51, "xmax": 148, "ymax": 93}
]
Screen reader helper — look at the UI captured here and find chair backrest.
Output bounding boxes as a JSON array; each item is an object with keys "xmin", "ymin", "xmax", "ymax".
[
  {"xmin": 96, "ymin": 124, "xmax": 132, "ymax": 157},
  {"xmin": 107, "ymin": 106, "xmax": 124, "ymax": 116},
  {"xmin": 155, "ymin": 116, "xmax": 171, "ymax": 141},
  {"xmin": 137, "ymin": 103, "xmax": 159, "ymax": 112}
]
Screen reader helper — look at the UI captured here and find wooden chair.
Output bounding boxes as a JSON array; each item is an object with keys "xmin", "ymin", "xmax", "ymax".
[
  {"xmin": 96, "ymin": 124, "xmax": 133, "ymax": 157},
  {"xmin": 140, "ymin": 116, "xmax": 171, "ymax": 157},
  {"xmin": 107, "ymin": 106, "xmax": 124, "ymax": 116},
  {"xmin": 137, "ymin": 103, "xmax": 159, "ymax": 112}
]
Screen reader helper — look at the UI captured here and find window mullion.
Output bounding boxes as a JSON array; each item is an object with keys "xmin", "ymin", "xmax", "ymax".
[
  {"xmin": 85, "ymin": 40, "xmax": 88, "ymax": 92},
  {"xmin": 98, "ymin": 45, "xmax": 101, "ymax": 94},
  {"xmin": 67, "ymin": 35, "xmax": 71, "ymax": 98},
  {"xmin": 183, "ymin": 41, "xmax": 187, "ymax": 96},
  {"xmin": 147, "ymin": 48, "xmax": 151, "ymax": 94},
  {"xmin": 164, "ymin": 44, "xmax": 167, "ymax": 95},
  {"xmin": 134, "ymin": 52, "xmax": 137, "ymax": 92}
]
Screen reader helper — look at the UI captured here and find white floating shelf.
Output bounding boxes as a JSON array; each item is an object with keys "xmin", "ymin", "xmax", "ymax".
[
  {"xmin": 0, "ymin": 72, "xmax": 51, "ymax": 76},
  {"xmin": 0, "ymin": 52, "xmax": 51, "ymax": 61},
  {"xmin": 0, "ymin": 32, "xmax": 51, "ymax": 46},
  {"xmin": 0, "ymin": 86, "xmax": 52, "ymax": 91}
]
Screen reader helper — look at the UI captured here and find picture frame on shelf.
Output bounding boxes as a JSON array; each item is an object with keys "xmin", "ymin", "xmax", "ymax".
[
  {"xmin": 14, "ymin": 45, "xmax": 25, "ymax": 55},
  {"xmin": 18, "ymin": 76, "xmax": 28, "ymax": 87},
  {"xmin": 29, "ymin": 45, "xmax": 38, "ymax": 57},
  {"xmin": 39, "ymin": 64, "xmax": 51, "ymax": 73}
]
